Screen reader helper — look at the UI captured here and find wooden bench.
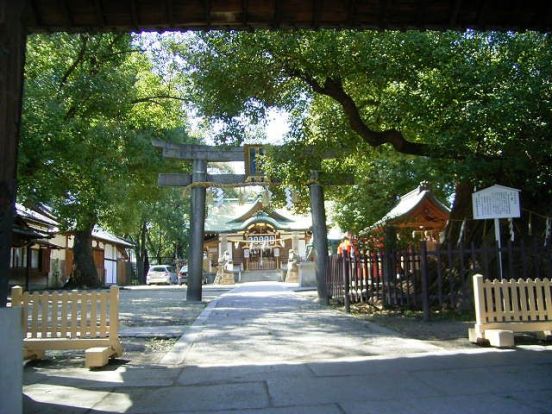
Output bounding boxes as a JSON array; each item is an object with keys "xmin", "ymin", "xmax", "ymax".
[
  {"xmin": 469, "ymin": 274, "xmax": 552, "ymax": 347},
  {"xmin": 11, "ymin": 285, "xmax": 123, "ymax": 368}
]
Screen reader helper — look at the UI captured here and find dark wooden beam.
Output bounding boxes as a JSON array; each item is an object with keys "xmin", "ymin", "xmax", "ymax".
[
  {"xmin": 417, "ymin": 0, "xmax": 426, "ymax": 28},
  {"xmin": 476, "ymin": 0, "xmax": 488, "ymax": 29},
  {"xmin": 22, "ymin": 0, "xmax": 552, "ymax": 33},
  {"xmin": 129, "ymin": 0, "xmax": 138, "ymax": 28},
  {"xmin": 94, "ymin": 0, "xmax": 107, "ymax": 26},
  {"xmin": 204, "ymin": 0, "xmax": 211, "ymax": 29},
  {"xmin": 272, "ymin": 0, "xmax": 280, "ymax": 28},
  {"xmin": 165, "ymin": 0, "xmax": 174, "ymax": 27},
  {"xmin": 347, "ymin": 0, "xmax": 357, "ymax": 27},
  {"xmin": 241, "ymin": 0, "xmax": 248, "ymax": 26},
  {"xmin": 28, "ymin": 0, "xmax": 42, "ymax": 27},
  {"xmin": 312, "ymin": 0, "xmax": 320, "ymax": 28},
  {"xmin": 0, "ymin": 1, "xmax": 28, "ymax": 307},
  {"xmin": 449, "ymin": 0, "xmax": 462, "ymax": 27},
  {"xmin": 60, "ymin": 0, "xmax": 73, "ymax": 26},
  {"xmin": 378, "ymin": 0, "xmax": 388, "ymax": 29},
  {"xmin": 545, "ymin": 1, "xmax": 552, "ymax": 31}
]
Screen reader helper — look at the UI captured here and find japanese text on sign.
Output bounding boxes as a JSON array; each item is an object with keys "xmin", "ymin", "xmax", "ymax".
[{"xmin": 472, "ymin": 186, "xmax": 520, "ymax": 220}]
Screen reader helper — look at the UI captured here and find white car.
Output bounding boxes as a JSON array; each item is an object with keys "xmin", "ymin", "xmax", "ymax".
[
  {"xmin": 178, "ymin": 264, "xmax": 188, "ymax": 285},
  {"xmin": 146, "ymin": 265, "xmax": 177, "ymax": 285}
]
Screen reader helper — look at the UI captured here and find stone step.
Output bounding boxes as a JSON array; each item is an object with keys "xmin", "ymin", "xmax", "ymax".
[{"xmin": 238, "ymin": 270, "xmax": 284, "ymax": 283}]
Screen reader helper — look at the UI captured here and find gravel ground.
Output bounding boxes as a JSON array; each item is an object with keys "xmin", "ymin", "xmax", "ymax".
[
  {"xmin": 352, "ymin": 312, "xmax": 474, "ymax": 349},
  {"xmin": 24, "ymin": 285, "xmax": 231, "ymax": 368},
  {"xmin": 116, "ymin": 286, "xmax": 231, "ymax": 365},
  {"xmin": 295, "ymin": 290, "xmax": 476, "ymax": 350}
]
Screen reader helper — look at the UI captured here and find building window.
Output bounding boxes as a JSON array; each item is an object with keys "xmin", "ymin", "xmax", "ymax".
[
  {"xmin": 31, "ymin": 249, "xmax": 40, "ymax": 270},
  {"xmin": 10, "ymin": 247, "xmax": 27, "ymax": 268},
  {"xmin": 10, "ymin": 247, "xmax": 41, "ymax": 270}
]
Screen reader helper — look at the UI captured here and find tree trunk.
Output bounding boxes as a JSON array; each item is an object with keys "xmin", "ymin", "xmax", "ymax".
[
  {"xmin": 72, "ymin": 223, "xmax": 100, "ymax": 288},
  {"xmin": 443, "ymin": 181, "xmax": 476, "ymax": 246},
  {"xmin": 135, "ymin": 220, "xmax": 148, "ymax": 284}
]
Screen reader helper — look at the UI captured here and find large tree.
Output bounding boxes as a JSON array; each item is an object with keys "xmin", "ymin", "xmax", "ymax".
[
  {"xmin": 19, "ymin": 33, "xmax": 190, "ymax": 287},
  {"xmin": 164, "ymin": 30, "xmax": 552, "ymax": 239}
]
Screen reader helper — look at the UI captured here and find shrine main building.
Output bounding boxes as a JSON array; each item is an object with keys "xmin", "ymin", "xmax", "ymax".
[{"xmin": 203, "ymin": 199, "xmax": 312, "ymax": 272}]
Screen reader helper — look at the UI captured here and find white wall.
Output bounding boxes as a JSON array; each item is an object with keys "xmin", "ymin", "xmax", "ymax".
[
  {"xmin": 105, "ymin": 259, "xmax": 117, "ymax": 284},
  {"xmin": 104, "ymin": 243, "xmax": 116, "ymax": 260},
  {"xmin": 298, "ymin": 239, "xmax": 306, "ymax": 259}
]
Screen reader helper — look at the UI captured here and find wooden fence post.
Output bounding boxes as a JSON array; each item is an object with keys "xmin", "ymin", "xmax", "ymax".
[
  {"xmin": 11, "ymin": 285, "xmax": 23, "ymax": 307},
  {"xmin": 472, "ymin": 274, "xmax": 485, "ymax": 326},
  {"xmin": 109, "ymin": 286, "xmax": 119, "ymax": 339},
  {"xmin": 420, "ymin": 241, "xmax": 431, "ymax": 321},
  {"xmin": 343, "ymin": 251, "xmax": 350, "ymax": 313},
  {"xmin": 382, "ymin": 226, "xmax": 397, "ymax": 306}
]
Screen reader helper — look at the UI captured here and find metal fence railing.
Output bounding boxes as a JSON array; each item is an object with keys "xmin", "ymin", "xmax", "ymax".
[{"xmin": 326, "ymin": 240, "xmax": 552, "ymax": 320}]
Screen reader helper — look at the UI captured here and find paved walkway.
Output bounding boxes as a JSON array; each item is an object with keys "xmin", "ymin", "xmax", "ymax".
[{"xmin": 23, "ymin": 282, "xmax": 552, "ymax": 414}]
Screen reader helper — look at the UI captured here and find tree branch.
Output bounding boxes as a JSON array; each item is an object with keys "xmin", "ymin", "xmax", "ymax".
[
  {"xmin": 131, "ymin": 95, "xmax": 186, "ymax": 105},
  {"xmin": 285, "ymin": 68, "xmax": 460, "ymax": 159},
  {"xmin": 59, "ymin": 35, "xmax": 89, "ymax": 89}
]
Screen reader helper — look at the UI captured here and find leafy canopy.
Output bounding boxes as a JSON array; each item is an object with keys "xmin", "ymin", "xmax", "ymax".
[
  {"xmin": 162, "ymin": 30, "xmax": 552, "ymax": 229},
  {"xmin": 19, "ymin": 33, "xmax": 191, "ymax": 238}
]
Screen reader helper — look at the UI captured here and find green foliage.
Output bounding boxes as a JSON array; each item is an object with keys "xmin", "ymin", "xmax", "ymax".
[
  {"xmin": 19, "ymin": 33, "xmax": 194, "ymax": 277},
  {"xmin": 164, "ymin": 30, "xmax": 552, "ymax": 230}
]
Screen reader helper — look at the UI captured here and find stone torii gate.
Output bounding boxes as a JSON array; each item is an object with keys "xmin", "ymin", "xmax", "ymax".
[{"xmin": 153, "ymin": 140, "xmax": 346, "ymax": 304}]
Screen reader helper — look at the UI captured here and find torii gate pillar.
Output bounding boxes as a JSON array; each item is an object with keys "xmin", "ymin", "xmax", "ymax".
[{"xmin": 187, "ymin": 159, "xmax": 207, "ymax": 301}]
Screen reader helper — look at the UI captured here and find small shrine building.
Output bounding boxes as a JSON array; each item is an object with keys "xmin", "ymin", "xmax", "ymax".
[
  {"xmin": 204, "ymin": 200, "xmax": 312, "ymax": 272},
  {"xmin": 364, "ymin": 182, "xmax": 451, "ymax": 248}
]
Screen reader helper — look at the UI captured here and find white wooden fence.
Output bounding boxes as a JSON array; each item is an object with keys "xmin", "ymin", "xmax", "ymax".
[
  {"xmin": 470, "ymin": 274, "xmax": 552, "ymax": 346},
  {"xmin": 11, "ymin": 285, "xmax": 123, "ymax": 366}
]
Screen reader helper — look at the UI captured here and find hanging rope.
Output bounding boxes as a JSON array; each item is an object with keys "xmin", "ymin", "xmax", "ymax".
[
  {"xmin": 187, "ymin": 181, "xmax": 270, "ymax": 189},
  {"xmin": 545, "ymin": 218, "xmax": 551, "ymax": 247},
  {"xmin": 285, "ymin": 188, "xmax": 293, "ymax": 210},
  {"xmin": 456, "ymin": 218, "xmax": 466, "ymax": 247},
  {"xmin": 508, "ymin": 218, "xmax": 515, "ymax": 242}
]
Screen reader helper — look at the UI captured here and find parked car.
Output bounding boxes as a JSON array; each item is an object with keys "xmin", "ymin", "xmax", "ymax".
[
  {"xmin": 146, "ymin": 265, "xmax": 177, "ymax": 285},
  {"xmin": 179, "ymin": 264, "xmax": 210, "ymax": 284},
  {"xmin": 178, "ymin": 264, "xmax": 188, "ymax": 285}
]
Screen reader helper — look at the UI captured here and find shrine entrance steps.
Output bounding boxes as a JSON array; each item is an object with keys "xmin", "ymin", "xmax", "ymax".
[{"xmin": 239, "ymin": 270, "xmax": 284, "ymax": 283}]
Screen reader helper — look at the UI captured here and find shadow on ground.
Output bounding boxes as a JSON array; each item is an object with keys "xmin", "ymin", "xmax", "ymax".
[{"xmin": 23, "ymin": 347, "xmax": 552, "ymax": 414}]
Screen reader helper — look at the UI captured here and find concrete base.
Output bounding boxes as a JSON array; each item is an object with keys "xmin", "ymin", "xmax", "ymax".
[
  {"xmin": 85, "ymin": 346, "xmax": 112, "ymax": 368},
  {"xmin": 213, "ymin": 272, "xmax": 235, "ymax": 285},
  {"xmin": 286, "ymin": 265, "xmax": 299, "ymax": 283},
  {"xmin": 299, "ymin": 262, "xmax": 316, "ymax": 287},
  {"xmin": 0, "ymin": 307, "xmax": 23, "ymax": 414},
  {"xmin": 486, "ymin": 329, "xmax": 515, "ymax": 348},
  {"xmin": 468, "ymin": 328, "xmax": 481, "ymax": 343}
]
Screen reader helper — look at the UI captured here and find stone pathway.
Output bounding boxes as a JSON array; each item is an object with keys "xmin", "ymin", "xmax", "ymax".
[
  {"xmin": 22, "ymin": 282, "xmax": 552, "ymax": 414},
  {"xmin": 165, "ymin": 282, "xmax": 441, "ymax": 366}
]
